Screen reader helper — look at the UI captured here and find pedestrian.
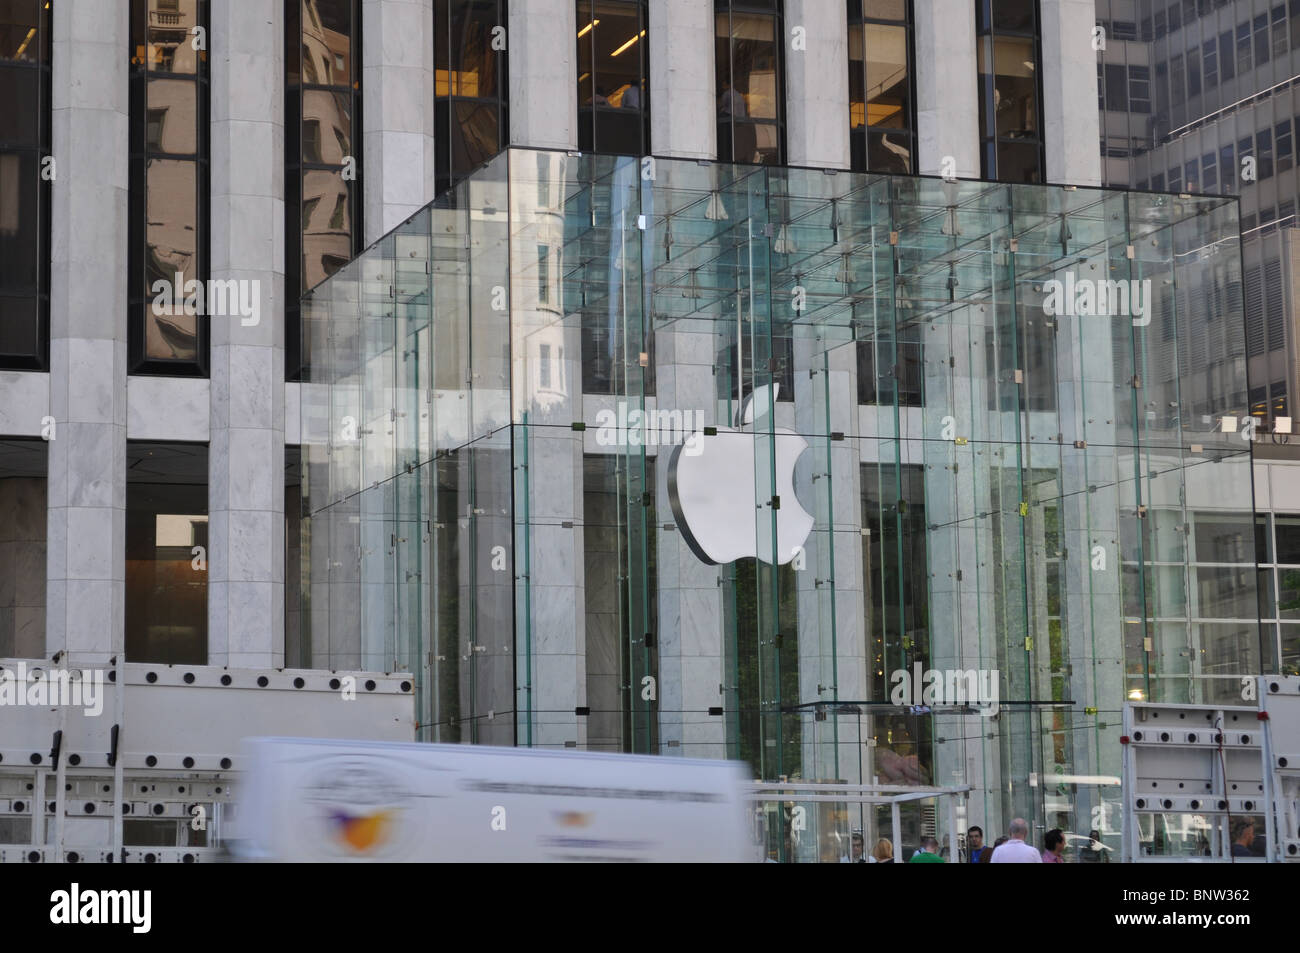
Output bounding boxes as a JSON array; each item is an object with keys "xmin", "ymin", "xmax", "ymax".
[
  {"xmin": 872, "ymin": 838, "xmax": 894, "ymax": 864},
  {"xmin": 908, "ymin": 835, "xmax": 945, "ymax": 862},
  {"xmin": 1230, "ymin": 818, "xmax": 1255, "ymax": 857},
  {"xmin": 1042, "ymin": 828, "xmax": 1065, "ymax": 863},
  {"xmin": 841, "ymin": 831, "xmax": 866, "ymax": 863},
  {"xmin": 1079, "ymin": 828, "xmax": 1109, "ymax": 863},
  {"xmin": 966, "ymin": 825, "xmax": 990, "ymax": 863},
  {"xmin": 990, "ymin": 818, "xmax": 1043, "ymax": 863}
]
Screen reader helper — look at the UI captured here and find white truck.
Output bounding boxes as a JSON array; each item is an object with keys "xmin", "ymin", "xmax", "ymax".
[{"xmin": 229, "ymin": 737, "xmax": 755, "ymax": 862}]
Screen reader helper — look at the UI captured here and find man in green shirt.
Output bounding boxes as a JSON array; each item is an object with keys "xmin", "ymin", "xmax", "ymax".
[{"xmin": 908, "ymin": 835, "xmax": 945, "ymax": 862}]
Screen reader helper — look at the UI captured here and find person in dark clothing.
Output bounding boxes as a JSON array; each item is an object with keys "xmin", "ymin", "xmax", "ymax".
[
  {"xmin": 966, "ymin": 826, "xmax": 990, "ymax": 863},
  {"xmin": 1230, "ymin": 819, "xmax": 1256, "ymax": 857}
]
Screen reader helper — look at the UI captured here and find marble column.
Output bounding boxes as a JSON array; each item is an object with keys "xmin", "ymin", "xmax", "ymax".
[
  {"xmin": 914, "ymin": 0, "xmax": 980, "ymax": 178},
  {"xmin": 208, "ymin": 0, "xmax": 285, "ymax": 668},
  {"xmin": 1041, "ymin": 0, "xmax": 1103, "ymax": 187},
  {"xmin": 362, "ymin": 0, "xmax": 436, "ymax": 242},
  {"xmin": 784, "ymin": 0, "xmax": 850, "ymax": 170},
  {"xmin": 508, "ymin": 0, "xmax": 577, "ymax": 149},
  {"xmin": 649, "ymin": 0, "xmax": 715, "ymax": 160},
  {"xmin": 46, "ymin": 2, "xmax": 130, "ymax": 666}
]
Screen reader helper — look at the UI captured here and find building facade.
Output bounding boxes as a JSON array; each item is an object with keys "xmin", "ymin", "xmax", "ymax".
[{"xmin": 0, "ymin": 0, "xmax": 1283, "ymax": 862}]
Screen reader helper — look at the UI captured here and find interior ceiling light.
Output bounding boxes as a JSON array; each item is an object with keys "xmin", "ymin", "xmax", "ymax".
[
  {"xmin": 578, "ymin": 19, "xmax": 599, "ymax": 38},
  {"xmin": 612, "ymin": 30, "xmax": 646, "ymax": 57}
]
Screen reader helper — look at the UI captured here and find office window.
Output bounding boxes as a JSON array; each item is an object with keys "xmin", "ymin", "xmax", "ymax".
[
  {"xmin": 287, "ymin": 0, "xmax": 362, "ymax": 381},
  {"xmin": 1104, "ymin": 63, "xmax": 1127, "ymax": 111},
  {"xmin": 1202, "ymin": 152, "xmax": 1216, "ymax": 192},
  {"xmin": 1129, "ymin": 64, "xmax": 1150, "ymax": 113},
  {"xmin": 1167, "ymin": 2, "xmax": 1180, "ymax": 33},
  {"xmin": 1258, "ymin": 127, "xmax": 1273, "ymax": 180},
  {"xmin": 1186, "ymin": 47, "xmax": 1200, "ymax": 98},
  {"xmin": 1255, "ymin": 13, "xmax": 1270, "ymax": 66},
  {"xmin": 576, "ymin": 0, "xmax": 649, "ymax": 155},
  {"xmin": 1237, "ymin": 21, "xmax": 1252, "ymax": 74},
  {"xmin": 976, "ymin": 0, "xmax": 1043, "ymax": 182},
  {"xmin": 1202, "ymin": 38, "xmax": 1216, "ymax": 90},
  {"xmin": 1185, "ymin": 159, "xmax": 1198, "ymax": 192},
  {"xmin": 848, "ymin": 0, "xmax": 914, "ymax": 174},
  {"xmin": 126, "ymin": 442, "xmax": 208, "ymax": 664},
  {"xmin": 1277, "ymin": 119, "xmax": 1293, "ymax": 173},
  {"xmin": 1170, "ymin": 53, "xmax": 1184, "ymax": 107},
  {"xmin": 0, "ymin": 0, "xmax": 50, "ymax": 370},
  {"xmin": 435, "ymin": 0, "xmax": 507, "ymax": 194},
  {"xmin": 129, "ymin": 0, "xmax": 209, "ymax": 375},
  {"xmin": 1219, "ymin": 30, "xmax": 1234, "ymax": 80},
  {"xmin": 1219, "ymin": 142, "xmax": 1234, "ymax": 192},
  {"xmin": 715, "ymin": 1, "xmax": 784, "ymax": 165},
  {"xmin": 0, "ymin": 439, "xmax": 47, "ymax": 658},
  {"xmin": 1272, "ymin": 4, "xmax": 1287, "ymax": 57}
]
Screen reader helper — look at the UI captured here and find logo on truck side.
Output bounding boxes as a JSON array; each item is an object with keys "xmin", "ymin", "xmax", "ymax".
[{"xmin": 300, "ymin": 757, "xmax": 418, "ymax": 859}]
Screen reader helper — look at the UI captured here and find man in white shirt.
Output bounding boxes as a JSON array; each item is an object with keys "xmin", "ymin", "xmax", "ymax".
[{"xmin": 990, "ymin": 818, "xmax": 1043, "ymax": 863}]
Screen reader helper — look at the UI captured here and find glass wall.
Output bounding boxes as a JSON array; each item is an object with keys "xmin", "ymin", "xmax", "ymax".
[
  {"xmin": 715, "ymin": 1, "xmax": 784, "ymax": 165},
  {"xmin": 126, "ymin": 441, "xmax": 209, "ymax": 664},
  {"xmin": 0, "ymin": 0, "xmax": 50, "ymax": 370},
  {"xmin": 301, "ymin": 148, "xmax": 1263, "ymax": 854},
  {"xmin": 976, "ymin": 0, "xmax": 1044, "ymax": 182},
  {"xmin": 576, "ymin": 0, "xmax": 648, "ymax": 156},
  {"xmin": 435, "ymin": 0, "xmax": 508, "ymax": 195},
  {"xmin": 129, "ymin": 0, "xmax": 209, "ymax": 375},
  {"xmin": 848, "ymin": 0, "xmax": 914, "ymax": 175},
  {"xmin": 287, "ymin": 0, "xmax": 362, "ymax": 380}
]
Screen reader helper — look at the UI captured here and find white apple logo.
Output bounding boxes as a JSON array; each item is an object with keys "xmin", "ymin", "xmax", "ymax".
[{"xmin": 668, "ymin": 384, "xmax": 814, "ymax": 566}]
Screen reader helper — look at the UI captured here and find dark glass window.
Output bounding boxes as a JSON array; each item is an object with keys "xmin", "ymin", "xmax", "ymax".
[
  {"xmin": 126, "ymin": 441, "xmax": 209, "ymax": 664},
  {"xmin": 1259, "ymin": 127, "xmax": 1274, "ymax": 180},
  {"xmin": 1219, "ymin": 30, "xmax": 1234, "ymax": 79},
  {"xmin": 129, "ymin": 0, "xmax": 210, "ymax": 375},
  {"xmin": 0, "ymin": 0, "xmax": 51, "ymax": 370},
  {"xmin": 857, "ymin": 324, "xmax": 923, "ymax": 406},
  {"xmin": 1201, "ymin": 152, "xmax": 1216, "ymax": 191},
  {"xmin": 576, "ymin": 0, "xmax": 649, "ymax": 155},
  {"xmin": 1104, "ymin": 64, "xmax": 1128, "ymax": 111},
  {"xmin": 435, "ymin": 0, "xmax": 508, "ymax": 194},
  {"xmin": 1129, "ymin": 64, "xmax": 1150, "ymax": 113},
  {"xmin": 715, "ymin": 2, "xmax": 784, "ymax": 165},
  {"xmin": 287, "ymin": 0, "xmax": 362, "ymax": 381},
  {"xmin": 1202, "ymin": 38, "xmax": 1216, "ymax": 90},
  {"xmin": 849, "ymin": 0, "xmax": 914, "ymax": 174},
  {"xmin": 1237, "ymin": 21, "xmax": 1252, "ymax": 74},
  {"xmin": 975, "ymin": 1, "xmax": 1042, "ymax": 183},
  {"xmin": 1277, "ymin": 119, "xmax": 1293, "ymax": 173}
]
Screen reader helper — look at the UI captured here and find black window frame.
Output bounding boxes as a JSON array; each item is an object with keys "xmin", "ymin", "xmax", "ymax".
[
  {"xmin": 0, "ymin": 0, "xmax": 52, "ymax": 371},
  {"xmin": 287, "ymin": 0, "xmax": 364, "ymax": 382},
  {"xmin": 575, "ymin": 0, "xmax": 650, "ymax": 156},
  {"xmin": 128, "ymin": 0, "xmax": 211, "ymax": 377},
  {"xmin": 434, "ymin": 0, "xmax": 509, "ymax": 196},
  {"xmin": 714, "ymin": 0, "xmax": 786, "ymax": 167},
  {"xmin": 848, "ymin": 0, "xmax": 917, "ymax": 175},
  {"xmin": 975, "ymin": 0, "xmax": 1045, "ymax": 183}
]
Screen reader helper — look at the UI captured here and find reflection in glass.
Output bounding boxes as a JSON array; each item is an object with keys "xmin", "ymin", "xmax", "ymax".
[
  {"xmin": 976, "ymin": 3, "xmax": 1042, "ymax": 182},
  {"xmin": 130, "ymin": 0, "xmax": 207, "ymax": 372},
  {"xmin": 288, "ymin": 0, "xmax": 361, "ymax": 380}
]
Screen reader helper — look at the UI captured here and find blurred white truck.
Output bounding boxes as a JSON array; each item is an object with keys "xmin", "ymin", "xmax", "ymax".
[{"xmin": 229, "ymin": 737, "xmax": 755, "ymax": 862}]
